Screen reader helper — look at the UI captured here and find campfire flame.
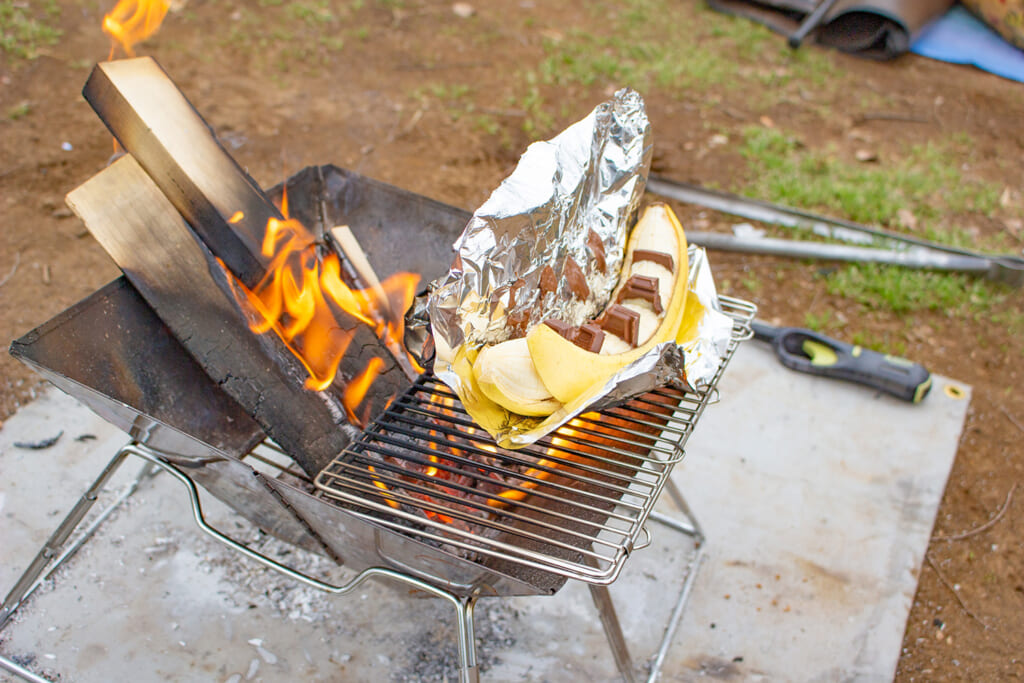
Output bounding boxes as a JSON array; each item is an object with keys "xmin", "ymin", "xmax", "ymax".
[
  {"xmin": 103, "ymin": 0, "xmax": 170, "ymax": 58},
  {"xmin": 224, "ymin": 196, "xmax": 421, "ymax": 425}
]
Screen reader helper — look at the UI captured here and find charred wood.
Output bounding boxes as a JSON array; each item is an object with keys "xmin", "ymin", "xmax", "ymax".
[{"xmin": 64, "ymin": 156, "xmax": 396, "ymax": 475}]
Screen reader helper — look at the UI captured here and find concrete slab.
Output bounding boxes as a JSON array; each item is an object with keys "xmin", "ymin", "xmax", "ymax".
[{"xmin": 0, "ymin": 343, "xmax": 970, "ymax": 682}]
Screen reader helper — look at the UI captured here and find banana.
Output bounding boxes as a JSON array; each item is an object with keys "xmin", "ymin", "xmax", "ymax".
[
  {"xmin": 473, "ymin": 337, "xmax": 562, "ymax": 416},
  {"xmin": 528, "ymin": 203, "xmax": 689, "ymax": 403},
  {"xmin": 471, "ymin": 202, "xmax": 689, "ymax": 414}
]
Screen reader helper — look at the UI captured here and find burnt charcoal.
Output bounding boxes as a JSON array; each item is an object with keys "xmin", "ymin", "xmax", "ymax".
[{"xmin": 13, "ymin": 430, "xmax": 63, "ymax": 450}]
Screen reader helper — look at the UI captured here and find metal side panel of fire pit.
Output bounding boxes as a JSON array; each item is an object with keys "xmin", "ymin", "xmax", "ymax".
[
  {"xmin": 8, "ymin": 167, "xmax": 572, "ymax": 596},
  {"xmin": 263, "ymin": 474, "xmax": 565, "ymax": 597},
  {"xmin": 9, "ymin": 277, "xmax": 265, "ymax": 459},
  {"xmin": 266, "ymin": 165, "xmax": 472, "ymax": 286},
  {"xmin": 7, "ymin": 277, "xmax": 332, "ymax": 555}
]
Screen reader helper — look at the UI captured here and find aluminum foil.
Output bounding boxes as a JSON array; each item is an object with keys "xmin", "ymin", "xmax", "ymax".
[{"xmin": 424, "ymin": 89, "xmax": 732, "ymax": 448}]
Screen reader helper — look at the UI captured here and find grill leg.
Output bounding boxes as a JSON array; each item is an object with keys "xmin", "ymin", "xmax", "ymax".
[
  {"xmin": 644, "ymin": 477, "xmax": 706, "ymax": 682},
  {"xmin": 659, "ymin": 477, "xmax": 705, "ymax": 541},
  {"xmin": 588, "ymin": 583, "xmax": 637, "ymax": 683},
  {"xmin": 0, "ymin": 446, "xmax": 149, "ymax": 632},
  {"xmin": 454, "ymin": 595, "xmax": 480, "ymax": 683}
]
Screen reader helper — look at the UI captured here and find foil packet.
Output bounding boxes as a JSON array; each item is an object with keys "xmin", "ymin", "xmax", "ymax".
[{"xmin": 425, "ymin": 89, "xmax": 733, "ymax": 448}]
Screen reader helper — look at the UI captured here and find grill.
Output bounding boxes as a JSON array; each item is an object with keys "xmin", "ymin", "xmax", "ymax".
[
  {"xmin": 1, "ymin": 58, "xmax": 756, "ymax": 681},
  {"xmin": 316, "ymin": 295, "xmax": 753, "ymax": 585}
]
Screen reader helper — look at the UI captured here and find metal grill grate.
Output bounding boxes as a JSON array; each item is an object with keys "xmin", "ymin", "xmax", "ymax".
[{"xmin": 315, "ymin": 296, "xmax": 755, "ymax": 584}]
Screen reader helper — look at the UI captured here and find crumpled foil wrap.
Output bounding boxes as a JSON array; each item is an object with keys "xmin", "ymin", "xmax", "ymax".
[{"xmin": 423, "ymin": 89, "xmax": 733, "ymax": 448}]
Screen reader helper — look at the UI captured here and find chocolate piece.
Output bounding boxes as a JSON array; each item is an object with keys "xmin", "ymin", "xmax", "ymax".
[
  {"xmin": 543, "ymin": 318, "xmax": 576, "ymax": 342},
  {"xmin": 597, "ymin": 304, "xmax": 640, "ymax": 347},
  {"xmin": 573, "ymin": 323, "xmax": 605, "ymax": 352},
  {"xmin": 616, "ymin": 274, "xmax": 663, "ymax": 314},
  {"xmin": 632, "ymin": 249, "xmax": 674, "ymax": 272},
  {"xmin": 508, "ymin": 277, "xmax": 526, "ymax": 308},
  {"xmin": 564, "ymin": 256, "xmax": 590, "ymax": 300},
  {"xmin": 539, "ymin": 265, "xmax": 557, "ymax": 295},
  {"xmin": 506, "ymin": 311, "xmax": 530, "ymax": 338},
  {"xmin": 587, "ymin": 229, "xmax": 607, "ymax": 273}
]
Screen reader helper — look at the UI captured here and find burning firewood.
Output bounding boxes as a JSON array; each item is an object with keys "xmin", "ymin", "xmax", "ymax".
[{"xmin": 68, "ymin": 58, "xmax": 423, "ymax": 475}]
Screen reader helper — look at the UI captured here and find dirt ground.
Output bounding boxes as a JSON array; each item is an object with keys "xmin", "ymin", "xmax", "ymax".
[{"xmin": 1, "ymin": 0, "xmax": 1022, "ymax": 680}]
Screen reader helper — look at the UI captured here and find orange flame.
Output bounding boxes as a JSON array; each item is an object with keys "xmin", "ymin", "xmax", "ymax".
[
  {"xmin": 223, "ymin": 201, "xmax": 421, "ymax": 422},
  {"xmin": 103, "ymin": 0, "xmax": 170, "ymax": 58},
  {"xmin": 343, "ymin": 358, "xmax": 384, "ymax": 425}
]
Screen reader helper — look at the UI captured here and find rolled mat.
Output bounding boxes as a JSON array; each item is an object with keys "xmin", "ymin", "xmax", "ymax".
[{"xmin": 707, "ymin": 0, "xmax": 954, "ymax": 59}]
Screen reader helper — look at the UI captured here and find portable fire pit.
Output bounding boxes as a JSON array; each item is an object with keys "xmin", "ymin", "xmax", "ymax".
[{"xmin": 0, "ymin": 57, "xmax": 755, "ymax": 683}]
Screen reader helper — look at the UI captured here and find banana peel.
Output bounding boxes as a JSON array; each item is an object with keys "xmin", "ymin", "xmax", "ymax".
[
  {"xmin": 447, "ymin": 203, "xmax": 716, "ymax": 450},
  {"xmin": 527, "ymin": 203, "xmax": 690, "ymax": 404}
]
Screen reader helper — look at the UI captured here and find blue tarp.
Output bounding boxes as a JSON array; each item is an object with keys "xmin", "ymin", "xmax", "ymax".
[{"xmin": 912, "ymin": 5, "xmax": 1024, "ymax": 84}]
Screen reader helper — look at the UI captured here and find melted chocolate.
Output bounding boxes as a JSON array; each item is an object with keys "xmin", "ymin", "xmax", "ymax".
[
  {"xmin": 632, "ymin": 249, "xmax": 674, "ymax": 272},
  {"xmin": 543, "ymin": 318, "xmax": 575, "ymax": 341},
  {"xmin": 542, "ymin": 319, "xmax": 606, "ymax": 352},
  {"xmin": 539, "ymin": 265, "xmax": 557, "ymax": 295},
  {"xmin": 564, "ymin": 256, "xmax": 590, "ymax": 300},
  {"xmin": 616, "ymin": 274, "xmax": 663, "ymax": 314},
  {"xmin": 597, "ymin": 304, "xmax": 640, "ymax": 347},
  {"xmin": 587, "ymin": 229, "xmax": 607, "ymax": 273}
]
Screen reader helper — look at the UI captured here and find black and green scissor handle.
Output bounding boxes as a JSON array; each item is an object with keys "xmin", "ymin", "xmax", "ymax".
[{"xmin": 750, "ymin": 320, "xmax": 933, "ymax": 403}]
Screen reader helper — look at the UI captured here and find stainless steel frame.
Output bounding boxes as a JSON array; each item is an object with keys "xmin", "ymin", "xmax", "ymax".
[
  {"xmin": 1, "ymin": 296, "xmax": 753, "ymax": 682},
  {"xmin": 0, "ymin": 440, "xmax": 708, "ymax": 683},
  {"xmin": 316, "ymin": 297, "xmax": 756, "ymax": 586}
]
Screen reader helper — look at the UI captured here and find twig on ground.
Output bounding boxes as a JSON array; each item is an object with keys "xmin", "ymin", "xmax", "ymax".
[
  {"xmin": 1001, "ymin": 407, "xmax": 1024, "ymax": 434},
  {"xmin": 0, "ymin": 252, "xmax": 20, "ymax": 287},
  {"xmin": 925, "ymin": 553, "xmax": 990, "ymax": 630},
  {"xmin": 933, "ymin": 483, "xmax": 1017, "ymax": 542},
  {"xmin": 854, "ymin": 112, "xmax": 932, "ymax": 125}
]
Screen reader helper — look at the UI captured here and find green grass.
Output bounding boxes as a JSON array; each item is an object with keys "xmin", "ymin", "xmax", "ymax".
[
  {"xmin": 738, "ymin": 126, "xmax": 1001, "ymax": 229},
  {"xmin": 7, "ymin": 100, "xmax": 30, "ymax": 120},
  {"xmin": 825, "ymin": 264, "xmax": 1012, "ymax": 316},
  {"xmin": 0, "ymin": 0, "xmax": 61, "ymax": 61},
  {"xmin": 804, "ymin": 310, "xmax": 840, "ymax": 332},
  {"xmin": 735, "ymin": 125, "xmax": 1011, "ymax": 317},
  {"xmin": 535, "ymin": 0, "xmax": 838, "ymax": 100}
]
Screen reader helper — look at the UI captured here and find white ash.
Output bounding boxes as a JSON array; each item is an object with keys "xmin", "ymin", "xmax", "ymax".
[
  {"xmin": 390, "ymin": 600, "xmax": 521, "ymax": 682},
  {"xmin": 180, "ymin": 519, "xmax": 344, "ymax": 625}
]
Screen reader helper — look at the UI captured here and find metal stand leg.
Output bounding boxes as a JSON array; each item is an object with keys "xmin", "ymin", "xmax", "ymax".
[
  {"xmin": 1, "ymin": 442, "xmax": 482, "ymax": 683},
  {"xmin": 0, "ymin": 448, "xmax": 154, "ymax": 631},
  {"xmin": 590, "ymin": 582, "xmax": 638, "ymax": 683},
  {"xmin": 1, "ymin": 446, "xmax": 156, "ymax": 682},
  {"xmin": 586, "ymin": 475, "xmax": 706, "ymax": 683},
  {"xmin": 2, "ymin": 439, "xmax": 697, "ymax": 683}
]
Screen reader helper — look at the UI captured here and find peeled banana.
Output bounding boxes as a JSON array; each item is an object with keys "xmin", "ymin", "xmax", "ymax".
[{"xmin": 470, "ymin": 202, "xmax": 689, "ymax": 415}]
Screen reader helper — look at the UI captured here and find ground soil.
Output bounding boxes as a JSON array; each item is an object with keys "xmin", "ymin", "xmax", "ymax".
[{"xmin": 1, "ymin": 1, "xmax": 1022, "ymax": 680}]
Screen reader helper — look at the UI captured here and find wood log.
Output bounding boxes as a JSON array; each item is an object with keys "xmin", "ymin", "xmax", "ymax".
[
  {"xmin": 78, "ymin": 57, "xmax": 416, "ymax": 472},
  {"xmin": 83, "ymin": 57, "xmax": 270, "ymax": 287},
  {"xmin": 81, "ymin": 57, "xmax": 414, "ymax": 374},
  {"xmin": 64, "ymin": 155, "xmax": 402, "ymax": 476}
]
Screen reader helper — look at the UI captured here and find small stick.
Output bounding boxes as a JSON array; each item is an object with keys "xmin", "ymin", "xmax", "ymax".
[
  {"xmin": 330, "ymin": 225, "xmax": 390, "ymax": 312},
  {"xmin": 933, "ymin": 483, "xmax": 1017, "ymax": 541},
  {"xmin": 0, "ymin": 252, "xmax": 20, "ymax": 287},
  {"xmin": 1002, "ymin": 407, "xmax": 1024, "ymax": 434},
  {"xmin": 925, "ymin": 553, "xmax": 990, "ymax": 629},
  {"xmin": 329, "ymin": 225, "xmax": 418, "ymax": 380},
  {"xmin": 854, "ymin": 112, "xmax": 933, "ymax": 125}
]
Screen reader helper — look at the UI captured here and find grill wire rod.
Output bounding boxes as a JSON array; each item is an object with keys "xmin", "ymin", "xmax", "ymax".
[{"xmin": 1, "ymin": 296, "xmax": 754, "ymax": 682}]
